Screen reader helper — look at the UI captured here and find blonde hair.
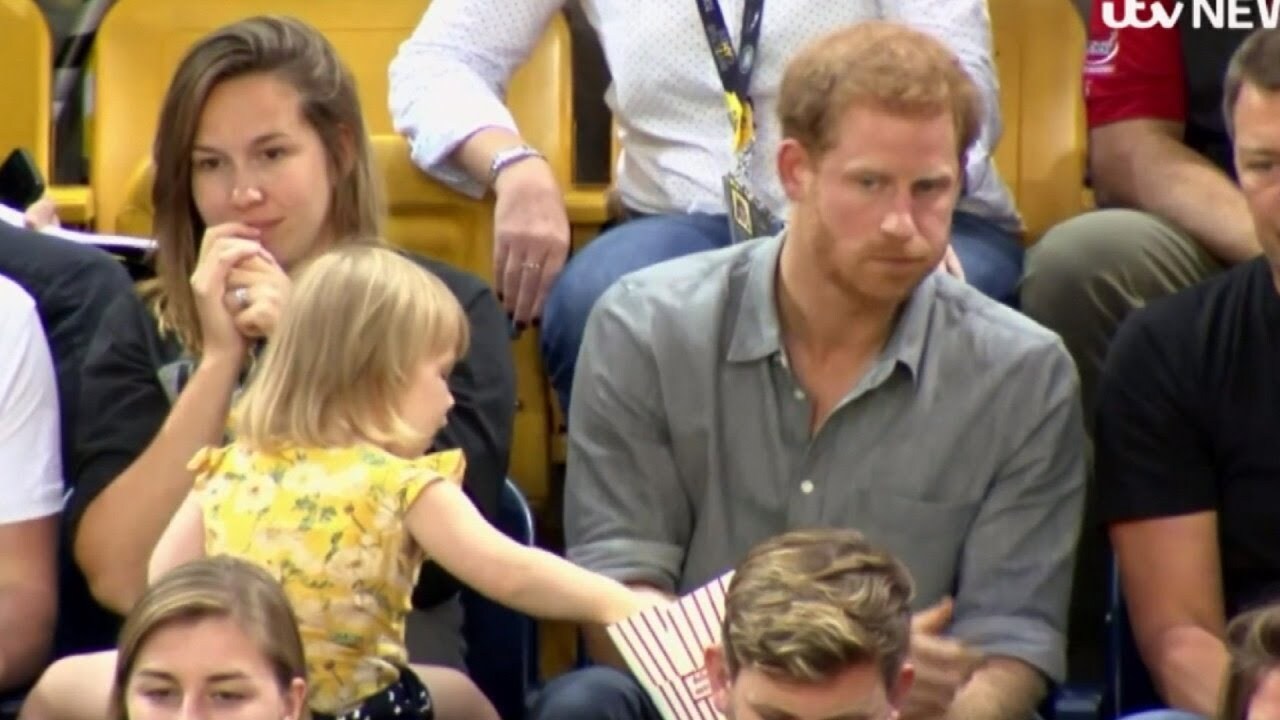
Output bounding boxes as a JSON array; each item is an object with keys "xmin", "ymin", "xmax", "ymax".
[
  {"xmin": 232, "ymin": 244, "xmax": 468, "ymax": 452},
  {"xmin": 777, "ymin": 21, "xmax": 981, "ymax": 163},
  {"xmin": 1219, "ymin": 603, "xmax": 1280, "ymax": 720},
  {"xmin": 112, "ymin": 556, "xmax": 307, "ymax": 720},
  {"xmin": 143, "ymin": 15, "xmax": 384, "ymax": 355},
  {"xmin": 721, "ymin": 529, "xmax": 914, "ymax": 689}
]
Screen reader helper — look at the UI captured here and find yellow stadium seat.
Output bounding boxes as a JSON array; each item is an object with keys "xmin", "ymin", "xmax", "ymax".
[
  {"xmin": 105, "ymin": 7, "xmax": 574, "ymax": 509},
  {"xmin": 990, "ymin": 0, "xmax": 1089, "ymax": 242},
  {"xmin": 0, "ymin": 0, "xmax": 52, "ymax": 180}
]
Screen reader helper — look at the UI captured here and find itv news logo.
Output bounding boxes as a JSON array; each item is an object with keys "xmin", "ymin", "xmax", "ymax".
[{"xmin": 1101, "ymin": 0, "xmax": 1280, "ymax": 28}]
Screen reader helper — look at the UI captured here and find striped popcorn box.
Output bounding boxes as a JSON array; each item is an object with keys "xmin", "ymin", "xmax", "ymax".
[{"xmin": 607, "ymin": 571, "xmax": 735, "ymax": 720}]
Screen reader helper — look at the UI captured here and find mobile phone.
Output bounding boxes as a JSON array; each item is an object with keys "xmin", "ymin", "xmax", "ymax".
[{"xmin": 0, "ymin": 148, "xmax": 46, "ymax": 211}]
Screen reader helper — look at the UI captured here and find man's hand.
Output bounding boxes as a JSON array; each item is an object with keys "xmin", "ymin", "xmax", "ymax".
[{"xmin": 902, "ymin": 597, "xmax": 983, "ymax": 720}]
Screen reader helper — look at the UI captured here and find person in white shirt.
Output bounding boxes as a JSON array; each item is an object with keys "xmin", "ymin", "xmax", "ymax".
[
  {"xmin": 388, "ymin": 0, "xmax": 1022, "ymax": 417},
  {"xmin": 0, "ymin": 273, "xmax": 63, "ymax": 692}
]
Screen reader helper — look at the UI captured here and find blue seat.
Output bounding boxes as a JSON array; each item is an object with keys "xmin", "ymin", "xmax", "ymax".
[{"xmin": 460, "ymin": 479, "xmax": 539, "ymax": 720}]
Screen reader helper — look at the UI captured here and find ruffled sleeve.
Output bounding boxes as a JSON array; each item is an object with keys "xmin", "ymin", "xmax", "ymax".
[
  {"xmin": 401, "ymin": 449, "xmax": 466, "ymax": 511},
  {"xmin": 186, "ymin": 445, "xmax": 231, "ymax": 491}
]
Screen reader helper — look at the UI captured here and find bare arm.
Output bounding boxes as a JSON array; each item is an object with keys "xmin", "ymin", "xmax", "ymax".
[
  {"xmin": 406, "ymin": 480, "xmax": 649, "ymax": 625},
  {"xmin": 75, "ymin": 234, "xmax": 262, "ymax": 612},
  {"xmin": 1111, "ymin": 513, "xmax": 1228, "ymax": 716},
  {"xmin": 148, "ymin": 492, "xmax": 208, "ymax": 584},
  {"xmin": 0, "ymin": 516, "xmax": 57, "ymax": 691},
  {"xmin": 947, "ymin": 657, "xmax": 1046, "ymax": 720},
  {"xmin": 1090, "ymin": 119, "xmax": 1259, "ymax": 264},
  {"xmin": 75, "ymin": 355, "xmax": 239, "ymax": 612}
]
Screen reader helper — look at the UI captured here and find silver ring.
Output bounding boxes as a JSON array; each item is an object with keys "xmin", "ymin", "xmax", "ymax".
[
  {"xmin": 232, "ymin": 286, "xmax": 250, "ymax": 309},
  {"xmin": 521, "ymin": 261, "xmax": 541, "ymax": 271}
]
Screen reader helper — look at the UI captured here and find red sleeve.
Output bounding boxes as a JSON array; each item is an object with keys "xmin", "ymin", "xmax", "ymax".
[{"xmin": 1083, "ymin": 0, "xmax": 1186, "ymax": 128}]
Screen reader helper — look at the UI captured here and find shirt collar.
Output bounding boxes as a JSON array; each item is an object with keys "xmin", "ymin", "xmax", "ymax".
[
  {"xmin": 725, "ymin": 234, "xmax": 786, "ymax": 364},
  {"xmin": 725, "ymin": 233, "xmax": 935, "ymax": 382}
]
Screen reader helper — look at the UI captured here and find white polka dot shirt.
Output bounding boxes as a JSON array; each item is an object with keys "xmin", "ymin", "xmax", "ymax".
[{"xmin": 389, "ymin": 0, "xmax": 1019, "ymax": 231}]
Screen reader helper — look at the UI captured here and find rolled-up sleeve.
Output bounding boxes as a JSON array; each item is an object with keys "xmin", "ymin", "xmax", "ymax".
[
  {"xmin": 950, "ymin": 341, "xmax": 1086, "ymax": 683},
  {"xmin": 563, "ymin": 282, "xmax": 692, "ymax": 592},
  {"xmin": 388, "ymin": 0, "xmax": 564, "ymax": 198}
]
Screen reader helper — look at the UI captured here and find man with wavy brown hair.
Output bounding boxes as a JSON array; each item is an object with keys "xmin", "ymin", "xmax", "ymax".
[{"xmin": 705, "ymin": 529, "xmax": 915, "ymax": 720}]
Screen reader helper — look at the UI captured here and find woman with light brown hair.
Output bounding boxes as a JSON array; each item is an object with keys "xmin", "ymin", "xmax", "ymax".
[{"xmin": 59, "ymin": 11, "xmax": 514, "ymax": 677}]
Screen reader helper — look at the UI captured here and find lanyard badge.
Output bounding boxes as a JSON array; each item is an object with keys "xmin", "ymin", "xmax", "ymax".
[{"xmin": 697, "ymin": 0, "xmax": 781, "ymax": 243}]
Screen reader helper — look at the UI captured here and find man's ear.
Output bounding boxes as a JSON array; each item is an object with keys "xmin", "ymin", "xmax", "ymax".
[
  {"xmin": 777, "ymin": 138, "xmax": 814, "ymax": 203},
  {"xmin": 705, "ymin": 644, "xmax": 732, "ymax": 713}
]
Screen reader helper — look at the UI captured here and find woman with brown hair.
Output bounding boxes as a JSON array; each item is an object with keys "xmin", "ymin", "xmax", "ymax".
[{"xmin": 61, "ymin": 12, "xmax": 514, "ymax": 674}]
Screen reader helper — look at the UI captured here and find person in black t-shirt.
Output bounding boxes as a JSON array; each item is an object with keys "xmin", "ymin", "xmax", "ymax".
[
  {"xmin": 1099, "ymin": 27, "xmax": 1280, "ymax": 720},
  {"xmin": 55, "ymin": 16, "xmax": 515, "ymax": 683},
  {"xmin": 1021, "ymin": 6, "xmax": 1258, "ymax": 686}
]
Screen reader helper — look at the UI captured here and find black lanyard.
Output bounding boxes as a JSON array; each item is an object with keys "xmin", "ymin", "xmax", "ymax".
[{"xmin": 695, "ymin": 0, "xmax": 764, "ymax": 102}]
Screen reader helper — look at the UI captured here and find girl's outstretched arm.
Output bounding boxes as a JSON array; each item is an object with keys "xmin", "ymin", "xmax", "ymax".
[{"xmin": 405, "ymin": 480, "xmax": 655, "ymax": 625}]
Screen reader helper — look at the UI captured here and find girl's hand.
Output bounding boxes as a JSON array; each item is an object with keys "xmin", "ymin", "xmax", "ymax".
[{"xmin": 601, "ymin": 585, "xmax": 670, "ymax": 625}]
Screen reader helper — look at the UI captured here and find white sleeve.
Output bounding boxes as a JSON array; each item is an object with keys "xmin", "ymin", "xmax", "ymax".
[
  {"xmin": 0, "ymin": 280, "xmax": 64, "ymax": 523},
  {"xmin": 388, "ymin": 0, "xmax": 567, "ymax": 198}
]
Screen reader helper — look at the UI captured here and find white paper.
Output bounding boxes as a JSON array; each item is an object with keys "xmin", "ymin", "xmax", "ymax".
[
  {"xmin": 0, "ymin": 202, "xmax": 157, "ymax": 253},
  {"xmin": 607, "ymin": 571, "xmax": 734, "ymax": 720}
]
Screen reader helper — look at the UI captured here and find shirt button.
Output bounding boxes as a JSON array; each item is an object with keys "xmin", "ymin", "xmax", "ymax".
[
  {"xmin": 800, "ymin": 479, "xmax": 814, "ymax": 494},
  {"xmin": 793, "ymin": 388, "xmax": 805, "ymax": 401}
]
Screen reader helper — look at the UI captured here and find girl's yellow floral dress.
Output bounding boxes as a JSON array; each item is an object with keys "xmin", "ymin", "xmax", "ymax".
[{"xmin": 188, "ymin": 442, "xmax": 465, "ymax": 714}]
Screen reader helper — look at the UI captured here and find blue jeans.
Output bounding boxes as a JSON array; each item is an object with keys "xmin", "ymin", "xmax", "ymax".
[
  {"xmin": 1118, "ymin": 712, "xmax": 1206, "ymax": 720},
  {"xmin": 527, "ymin": 667, "xmax": 660, "ymax": 720},
  {"xmin": 540, "ymin": 210, "xmax": 1024, "ymax": 414}
]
